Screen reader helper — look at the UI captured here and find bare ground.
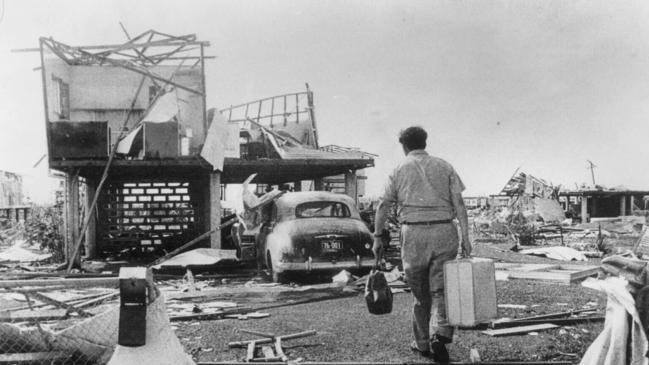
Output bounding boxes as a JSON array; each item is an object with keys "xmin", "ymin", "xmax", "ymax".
[{"xmin": 175, "ymin": 242, "xmax": 609, "ymax": 363}]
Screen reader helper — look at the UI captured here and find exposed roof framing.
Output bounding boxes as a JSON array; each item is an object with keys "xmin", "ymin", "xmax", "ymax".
[{"xmin": 39, "ymin": 29, "xmax": 211, "ymax": 95}]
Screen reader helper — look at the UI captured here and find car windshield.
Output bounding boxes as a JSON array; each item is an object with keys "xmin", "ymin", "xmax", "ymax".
[{"xmin": 295, "ymin": 201, "xmax": 351, "ymax": 218}]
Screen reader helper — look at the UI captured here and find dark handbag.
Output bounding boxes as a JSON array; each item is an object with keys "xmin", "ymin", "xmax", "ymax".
[{"xmin": 364, "ymin": 266, "xmax": 393, "ymax": 315}]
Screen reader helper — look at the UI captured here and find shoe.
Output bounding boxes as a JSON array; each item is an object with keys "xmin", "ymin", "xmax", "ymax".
[
  {"xmin": 430, "ymin": 336, "xmax": 450, "ymax": 363},
  {"xmin": 409, "ymin": 341, "xmax": 432, "ymax": 358}
]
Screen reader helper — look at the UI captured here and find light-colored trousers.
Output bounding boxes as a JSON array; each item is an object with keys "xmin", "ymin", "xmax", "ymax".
[{"xmin": 401, "ymin": 223, "xmax": 458, "ymax": 350}]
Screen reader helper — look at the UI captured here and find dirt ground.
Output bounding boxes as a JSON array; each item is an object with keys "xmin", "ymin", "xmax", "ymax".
[{"xmin": 173, "ymin": 242, "xmax": 613, "ymax": 363}]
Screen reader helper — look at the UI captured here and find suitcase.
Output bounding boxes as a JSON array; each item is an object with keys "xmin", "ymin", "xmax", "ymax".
[{"xmin": 444, "ymin": 257, "xmax": 497, "ymax": 326}]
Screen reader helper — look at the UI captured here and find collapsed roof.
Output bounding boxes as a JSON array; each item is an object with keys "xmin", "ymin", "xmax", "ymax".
[{"xmin": 500, "ymin": 171, "xmax": 556, "ymax": 199}]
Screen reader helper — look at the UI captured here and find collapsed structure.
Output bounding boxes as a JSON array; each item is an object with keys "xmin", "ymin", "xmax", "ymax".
[
  {"xmin": 37, "ymin": 30, "xmax": 374, "ymax": 267},
  {"xmin": 488, "ymin": 170, "xmax": 565, "ymax": 223},
  {"xmin": 559, "ymin": 186, "xmax": 649, "ymax": 222}
]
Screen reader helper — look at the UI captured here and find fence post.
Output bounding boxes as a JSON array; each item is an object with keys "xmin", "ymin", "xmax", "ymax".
[{"xmin": 118, "ymin": 267, "xmax": 148, "ymax": 347}]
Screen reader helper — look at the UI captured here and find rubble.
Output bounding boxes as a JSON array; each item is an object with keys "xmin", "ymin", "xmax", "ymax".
[
  {"xmin": 0, "ymin": 240, "xmax": 52, "ymax": 263},
  {"xmin": 518, "ymin": 246, "xmax": 588, "ymax": 261}
]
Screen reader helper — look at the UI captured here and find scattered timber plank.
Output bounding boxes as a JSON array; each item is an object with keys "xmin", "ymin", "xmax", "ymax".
[
  {"xmin": 246, "ymin": 341, "xmax": 256, "ymax": 362},
  {"xmin": 505, "ymin": 308, "xmax": 597, "ymax": 323},
  {"xmin": 169, "ymin": 307, "xmax": 253, "ymax": 322},
  {"xmin": 0, "ymin": 272, "xmax": 117, "ymax": 279},
  {"xmin": 0, "ymin": 309, "xmax": 68, "ymax": 322},
  {"xmin": 199, "ymin": 361, "xmax": 576, "ymax": 365},
  {"xmin": 490, "ymin": 316, "xmax": 605, "ymax": 329},
  {"xmin": 0, "ymin": 351, "xmax": 71, "ymax": 364},
  {"xmin": 494, "ymin": 263, "xmax": 560, "ymax": 272},
  {"xmin": 0, "ymin": 277, "xmax": 119, "ymax": 289},
  {"xmin": 261, "ymin": 346, "xmax": 275, "ymax": 359},
  {"xmin": 481, "ymin": 323, "xmax": 559, "ymax": 337},
  {"xmin": 228, "ymin": 330, "xmax": 317, "ymax": 348},
  {"xmin": 274, "ymin": 337, "xmax": 288, "ymax": 362},
  {"xmin": 226, "ymin": 312, "xmax": 270, "ymax": 320},
  {"xmin": 249, "ymin": 356, "xmax": 281, "ymax": 363},
  {"xmin": 17, "ymin": 291, "xmax": 91, "ymax": 316},
  {"xmin": 507, "ymin": 266, "xmax": 599, "ymax": 284},
  {"xmin": 74, "ymin": 291, "xmax": 119, "ymax": 309},
  {"xmin": 2, "ymin": 290, "xmax": 111, "ymax": 312},
  {"xmin": 148, "ymin": 217, "xmax": 239, "ymax": 268}
]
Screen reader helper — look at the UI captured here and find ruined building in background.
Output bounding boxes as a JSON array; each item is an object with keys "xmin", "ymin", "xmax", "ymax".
[
  {"xmin": 38, "ymin": 30, "xmax": 374, "ymax": 265},
  {"xmin": 0, "ymin": 171, "xmax": 23, "ymax": 208},
  {"xmin": 559, "ymin": 186, "xmax": 649, "ymax": 223},
  {"xmin": 489, "ymin": 171, "xmax": 565, "ymax": 223}
]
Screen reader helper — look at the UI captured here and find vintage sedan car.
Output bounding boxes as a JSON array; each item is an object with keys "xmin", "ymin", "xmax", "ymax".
[{"xmin": 258, "ymin": 191, "xmax": 375, "ymax": 282}]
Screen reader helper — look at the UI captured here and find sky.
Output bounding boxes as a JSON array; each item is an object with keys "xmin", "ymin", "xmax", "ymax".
[{"xmin": 1, "ymin": 0, "xmax": 649, "ymax": 203}]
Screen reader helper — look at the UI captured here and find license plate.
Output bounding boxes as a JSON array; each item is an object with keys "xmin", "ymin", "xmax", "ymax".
[{"xmin": 321, "ymin": 240, "xmax": 342, "ymax": 251}]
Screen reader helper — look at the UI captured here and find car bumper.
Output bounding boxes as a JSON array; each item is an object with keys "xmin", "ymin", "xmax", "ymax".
[{"xmin": 276, "ymin": 257, "xmax": 375, "ymax": 273}]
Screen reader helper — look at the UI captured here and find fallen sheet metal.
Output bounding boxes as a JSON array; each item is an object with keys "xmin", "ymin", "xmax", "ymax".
[
  {"xmin": 201, "ymin": 110, "xmax": 240, "ymax": 170},
  {"xmin": 142, "ymin": 89, "xmax": 179, "ymax": 123},
  {"xmin": 579, "ymin": 277, "xmax": 649, "ymax": 365},
  {"xmin": 518, "ymin": 246, "xmax": 587, "ymax": 261},
  {"xmin": 115, "ymin": 125, "xmax": 143, "ymax": 155},
  {"xmin": 151, "ymin": 248, "xmax": 238, "ymax": 269},
  {"xmin": 533, "ymin": 198, "xmax": 566, "ymax": 223},
  {"xmin": 495, "ymin": 262, "xmax": 600, "ymax": 284}
]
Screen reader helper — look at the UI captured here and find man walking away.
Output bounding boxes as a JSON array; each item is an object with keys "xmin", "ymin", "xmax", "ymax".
[{"xmin": 373, "ymin": 126, "xmax": 471, "ymax": 362}]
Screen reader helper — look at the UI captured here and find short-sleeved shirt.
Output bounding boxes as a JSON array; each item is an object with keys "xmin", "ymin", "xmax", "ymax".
[{"xmin": 381, "ymin": 149, "xmax": 465, "ymax": 223}]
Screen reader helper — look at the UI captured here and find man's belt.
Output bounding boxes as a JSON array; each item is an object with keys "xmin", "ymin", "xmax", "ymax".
[{"xmin": 402, "ymin": 219, "xmax": 452, "ymax": 225}]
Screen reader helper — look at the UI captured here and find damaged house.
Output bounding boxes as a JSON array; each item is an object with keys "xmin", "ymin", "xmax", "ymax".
[
  {"xmin": 490, "ymin": 171, "xmax": 565, "ymax": 223},
  {"xmin": 38, "ymin": 31, "xmax": 374, "ymax": 267},
  {"xmin": 559, "ymin": 187, "xmax": 649, "ymax": 223}
]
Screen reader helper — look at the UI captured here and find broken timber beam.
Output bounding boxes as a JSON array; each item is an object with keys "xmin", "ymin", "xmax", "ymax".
[
  {"xmin": 228, "ymin": 330, "xmax": 317, "ymax": 348},
  {"xmin": 14, "ymin": 291, "xmax": 91, "ymax": 317},
  {"xmin": 490, "ymin": 316, "xmax": 605, "ymax": 329},
  {"xmin": 0, "ymin": 309, "xmax": 68, "ymax": 322},
  {"xmin": 481, "ymin": 323, "xmax": 559, "ymax": 337},
  {"xmin": 200, "ymin": 361, "xmax": 575, "ymax": 365},
  {"xmin": 169, "ymin": 307, "xmax": 253, "ymax": 322},
  {"xmin": 74, "ymin": 291, "xmax": 120, "ymax": 309},
  {"xmin": 273, "ymin": 338, "xmax": 288, "ymax": 362},
  {"xmin": 148, "ymin": 216, "xmax": 239, "ymax": 268},
  {"xmin": 0, "ymin": 351, "xmax": 72, "ymax": 364},
  {"xmin": 0, "ymin": 277, "xmax": 119, "ymax": 289}
]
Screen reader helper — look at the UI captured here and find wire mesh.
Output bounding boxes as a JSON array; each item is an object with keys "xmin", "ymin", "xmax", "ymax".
[{"xmin": 0, "ymin": 284, "xmax": 120, "ymax": 364}]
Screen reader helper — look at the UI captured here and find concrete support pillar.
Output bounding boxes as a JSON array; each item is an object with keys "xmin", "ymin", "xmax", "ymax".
[
  {"xmin": 580, "ymin": 196, "xmax": 588, "ymax": 223},
  {"xmin": 85, "ymin": 179, "xmax": 97, "ymax": 259},
  {"xmin": 314, "ymin": 178, "xmax": 324, "ymax": 191},
  {"xmin": 344, "ymin": 170, "xmax": 358, "ymax": 204},
  {"xmin": 630, "ymin": 196, "xmax": 635, "ymax": 214},
  {"xmin": 65, "ymin": 172, "xmax": 81, "ymax": 267},
  {"xmin": 209, "ymin": 172, "xmax": 221, "ymax": 249},
  {"xmin": 620, "ymin": 195, "xmax": 627, "ymax": 216}
]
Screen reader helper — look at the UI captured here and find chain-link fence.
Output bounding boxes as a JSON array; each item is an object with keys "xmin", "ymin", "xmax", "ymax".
[{"xmin": 0, "ymin": 282, "xmax": 120, "ymax": 364}]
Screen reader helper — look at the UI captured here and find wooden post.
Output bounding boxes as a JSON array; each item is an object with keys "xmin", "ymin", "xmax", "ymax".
[
  {"xmin": 314, "ymin": 178, "xmax": 324, "ymax": 191},
  {"xmin": 209, "ymin": 172, "xmax": 221, "ymax": 249},
  {"xmin": 580, "ymin": 196, "xmax": 588, "ymax": 223},
  {"xmin": 344, "ymin": 170, "xmax": 358, "ymax": 204},
  {"xmin": 620, "ymin": 195, "xmax": 627, "ymax": 216},
  {"xmin": 85, "ymin": 179, "xmax": 97, "ymax": 259},
  {"xmin": 65, "ymin": 172, "xmax": 81, "ymax": 267}
]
